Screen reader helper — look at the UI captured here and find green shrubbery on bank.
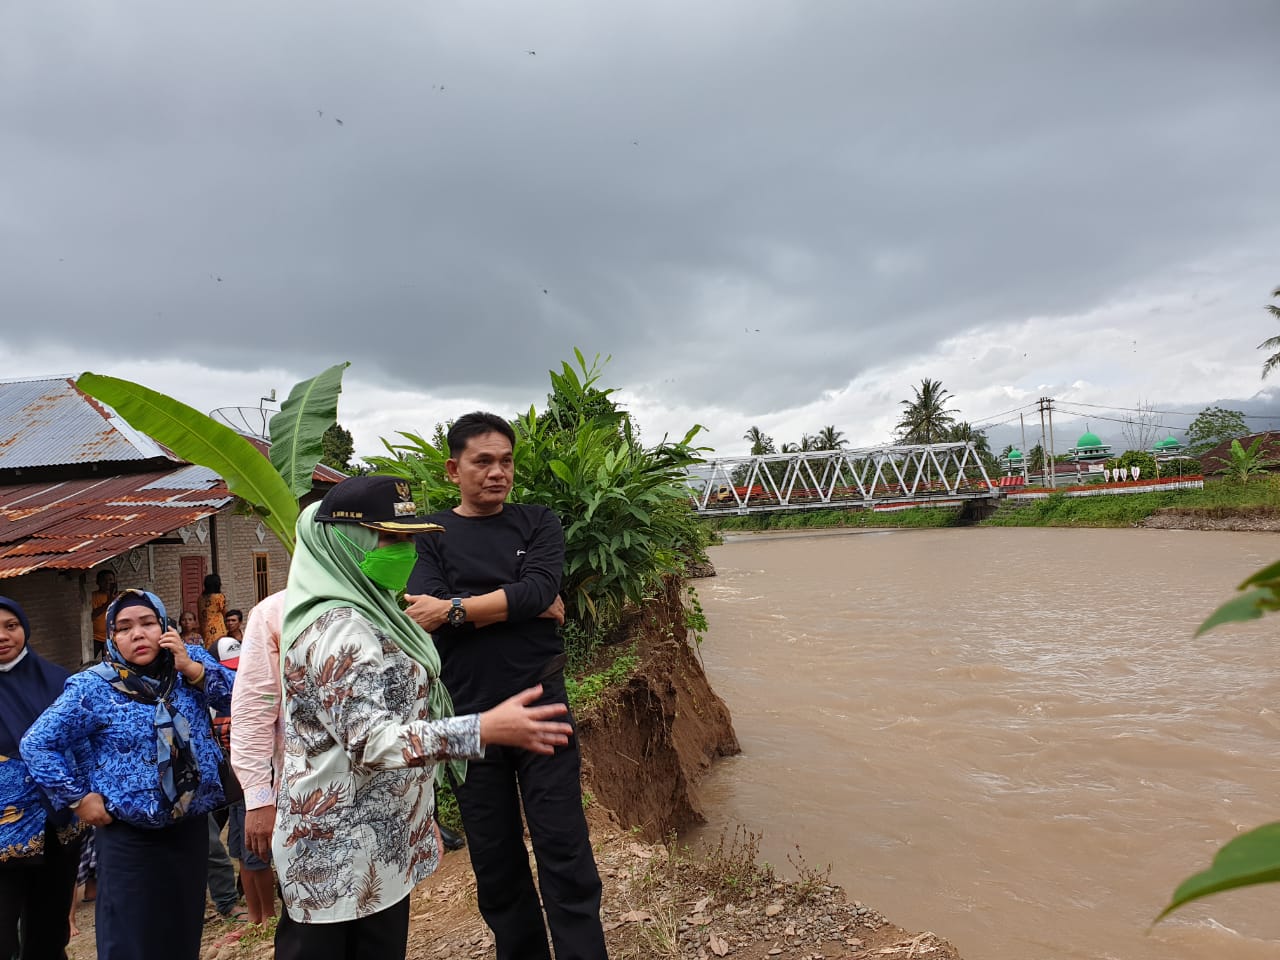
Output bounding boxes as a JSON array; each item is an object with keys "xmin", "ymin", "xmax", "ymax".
[
  {"xmin": 709, "ymin": 506, "xmax": 962, "ymax": 532},
  {"xmin": 981, "ymin": 477, "xmax": 1280, "ymax": 527}
]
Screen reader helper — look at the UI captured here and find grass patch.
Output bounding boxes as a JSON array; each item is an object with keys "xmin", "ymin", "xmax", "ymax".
[
  {"xmin": 982, "ymin": 477, "xmax": 1280, "ymax": 528},
  {"xmin": 709, "ymin": 506, "xmax": 961, "ymax": 533},
  {"xmin": 566, "ymin": 643, "xmax": 640, "ymax": 713}
]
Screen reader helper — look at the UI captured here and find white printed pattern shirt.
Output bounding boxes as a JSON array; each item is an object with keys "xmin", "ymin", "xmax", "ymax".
[{"xmin": 274, "ymin": 607, "xmax": 481, "ymax": 923}]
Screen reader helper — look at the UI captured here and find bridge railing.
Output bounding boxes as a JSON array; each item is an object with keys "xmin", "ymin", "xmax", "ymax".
[{"xmin": 685, "ymin": 442, "xmax": 997, "ymax": 514}]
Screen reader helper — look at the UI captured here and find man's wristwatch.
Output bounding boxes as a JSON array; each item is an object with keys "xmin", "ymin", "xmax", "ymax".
[{"xmin": 447, "ymin": 598, "xmax": 467, "ymax": 627}]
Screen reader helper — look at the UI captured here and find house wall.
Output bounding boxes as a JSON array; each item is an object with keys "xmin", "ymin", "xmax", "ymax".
[
  {"xmin": 1, "ymin": 504, "xmax": 292, "ymax": 671},
  {"xmin": 1, "ymin": 569, "xmax": 89, "ymax": 673},
  {"xmin": 214, "ymin": 511, "xmax": 290, "ymax": 616}
]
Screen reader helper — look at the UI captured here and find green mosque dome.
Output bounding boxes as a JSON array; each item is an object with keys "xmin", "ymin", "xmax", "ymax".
[{"xmin": 1077, "ymin": 431, "xmax": 1103, "ymax": 448}]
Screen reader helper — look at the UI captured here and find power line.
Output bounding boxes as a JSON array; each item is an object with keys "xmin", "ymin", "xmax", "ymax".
[
  {"xmin": 969, "ymin": 402, "xmax": 1039, "ymax": 428},
  {"xmin": 1057, "ymin": 399, "xmax": 1280, "ymax": 421}
]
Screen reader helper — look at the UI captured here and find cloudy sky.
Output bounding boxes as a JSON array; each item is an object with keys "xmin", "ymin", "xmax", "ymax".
[{"xmin": 4, "ymin": 0, "xmax": 1278, "ymax": 461}]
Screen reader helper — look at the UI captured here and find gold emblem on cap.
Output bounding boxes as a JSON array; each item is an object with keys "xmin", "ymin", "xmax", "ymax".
[{"xmin": 395, "ymin": 481, "xmax": 411, "ymax": 501}]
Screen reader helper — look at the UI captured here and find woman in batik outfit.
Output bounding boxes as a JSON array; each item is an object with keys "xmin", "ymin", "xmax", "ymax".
[
  {"xmin": 274, "ymin": 475, "xmax": 572, "ymax": 960},
  {"xmin": 0, "ymin": 595, "xmax": 84, "ymax": 960},
  {"xmin": 22, "ymin": 589, "xmax": 233, "ymax": 960}
]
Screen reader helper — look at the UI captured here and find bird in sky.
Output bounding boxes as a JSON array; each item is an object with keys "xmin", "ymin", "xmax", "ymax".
[
  {"xmin": 335, "ymin": 118, "xmax": 343, "ymax": 126},
  {"xmin": 317, "ymin": 110, "xmax": 323, "ymax": 118},
  {"xmin": 526, "ymin": 49, "xmax": 536, "ymax": 55}
]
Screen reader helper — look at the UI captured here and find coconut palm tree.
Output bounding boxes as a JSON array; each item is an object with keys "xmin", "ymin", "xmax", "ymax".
[
  {"xmin": 743, "ymin": 425, "xmax": 775, "ymax": 455},
  {"xmin": 1257, "ymin": 286, "xmax": 1280, "ymax": 379},
  {"xmin": 815, "ymin": 425, "xmax": 846, "ymax": 450},
  {"xmin": 895, "ymin": 378, "xmax": 958, "ymax": 444}
]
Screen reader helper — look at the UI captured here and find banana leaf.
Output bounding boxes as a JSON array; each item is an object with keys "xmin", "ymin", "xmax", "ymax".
[
  {"xmin": 76, "ymin": 372, "xmax": 300, "ymax": 553},
  {"xmin": 1156, "ymin": 822, "xmax": 1280, "ymax": 923},
  {"xmin": 268, "ymin": 362, "xmax": 350, "ymax": 497}
]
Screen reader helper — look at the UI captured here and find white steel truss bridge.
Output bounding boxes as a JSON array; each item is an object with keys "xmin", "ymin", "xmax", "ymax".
[{"xmin": 686, "ymin": 442, "xmax": 997, "ymax": 516}]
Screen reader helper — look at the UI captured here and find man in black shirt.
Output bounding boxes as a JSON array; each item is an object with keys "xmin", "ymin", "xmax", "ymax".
[{"xmin": 405, "ymin": 412, "xmax": 607, "ymax": 960}]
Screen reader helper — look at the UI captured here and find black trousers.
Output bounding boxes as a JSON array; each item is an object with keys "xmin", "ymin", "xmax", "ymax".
[
  {"xmin": 94, "ymin": 816, "xmax": 208, "ymax": 960},
  {"xmin": 454, "ymin": 719, "xmax": 607, "ymax": 960},
  {"xmin": 274, "ymin": 894, "xmax": 409, "ymax": 960},
  {"xmin": 0, "ymin": 828, "xmax": 81, "ymax": 960}
]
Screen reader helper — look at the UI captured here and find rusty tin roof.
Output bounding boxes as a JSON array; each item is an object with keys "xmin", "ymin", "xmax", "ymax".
[{"xmin": 0, "ymin": 377, "xmax": 175, "ymax": 470}]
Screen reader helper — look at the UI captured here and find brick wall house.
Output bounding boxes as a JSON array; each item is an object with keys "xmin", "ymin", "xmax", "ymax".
[{"xmin": 0, "ymin": 377, "xmax": 341, "ymax": 670}]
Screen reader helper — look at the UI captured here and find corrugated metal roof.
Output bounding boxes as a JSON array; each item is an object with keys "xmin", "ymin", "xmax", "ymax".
[
  {"xmin": 0, "ymin": 378, "xmax": 174, "ymax": 469},
  {"xmin": 0, "ymin": 467, "xmax": 234, "ymax": 579},
  {"xmin": 138, "ymin": 464, "xmax": 222, "ymax": 489}
]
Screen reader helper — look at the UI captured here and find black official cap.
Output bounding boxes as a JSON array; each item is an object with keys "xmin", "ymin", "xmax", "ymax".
[{"xmin": 315, "ymin": 476, "xmax": 444, "ymax": 534}]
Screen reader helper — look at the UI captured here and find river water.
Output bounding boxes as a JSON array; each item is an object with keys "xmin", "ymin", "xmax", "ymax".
[{"xmin": 686, "ymin": 528, "xmax": 1280, "ymax": 960}]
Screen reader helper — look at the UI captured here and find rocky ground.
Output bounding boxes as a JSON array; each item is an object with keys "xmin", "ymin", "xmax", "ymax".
[{"xmin": 163, "ymin": 811, "xmax": 960, "ymax": 960}]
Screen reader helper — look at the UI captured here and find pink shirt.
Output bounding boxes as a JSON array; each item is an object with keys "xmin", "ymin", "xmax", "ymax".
[{"xmin": 229, "ymin": 590, "xmax": 285, "ymax": 810}]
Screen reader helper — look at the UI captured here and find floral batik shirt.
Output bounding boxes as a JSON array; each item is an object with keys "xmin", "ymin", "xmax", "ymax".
[{"xmin": 274, "ymin": 607, "xmax": 482, "ymax": 924}]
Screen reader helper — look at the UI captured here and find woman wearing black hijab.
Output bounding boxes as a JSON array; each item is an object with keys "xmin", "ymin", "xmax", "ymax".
[{"xmin": 0, "ymin": 595, "xmax": 84, "ymax": 959}]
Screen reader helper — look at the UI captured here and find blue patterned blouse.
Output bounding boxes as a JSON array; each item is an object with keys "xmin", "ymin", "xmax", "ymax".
[
  {"xmin": 22, "ymin": 645, "xmax": 234, "ymax": 829},
  {"xmin": 0, "ymin": 748, "xmax": 86, "ymax": 862}
]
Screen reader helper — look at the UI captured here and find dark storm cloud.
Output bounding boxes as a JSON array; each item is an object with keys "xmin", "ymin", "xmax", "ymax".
[{"xmin": 3, "ymin": 1, "xmax": 1277, "ymax": 415}]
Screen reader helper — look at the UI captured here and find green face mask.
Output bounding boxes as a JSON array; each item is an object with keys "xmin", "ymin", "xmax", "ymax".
[{"xmin": 336, "ymin": 531, "xmax": 418, "ymax": 593}]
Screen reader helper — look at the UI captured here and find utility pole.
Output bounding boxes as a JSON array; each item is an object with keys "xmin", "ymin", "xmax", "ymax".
[
  {"xmin": 1038, "ymin": 398, "xmax": 1050, "ymax": 488},
  {"xmin": 1047, "ymin": 398, "xmax": 1057, "ymax": 489}
]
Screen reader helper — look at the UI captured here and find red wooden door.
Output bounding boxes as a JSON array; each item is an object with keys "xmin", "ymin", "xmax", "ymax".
[{"xmin": 180, "ymin": 556, "xmax": 206, "ymax": 621}]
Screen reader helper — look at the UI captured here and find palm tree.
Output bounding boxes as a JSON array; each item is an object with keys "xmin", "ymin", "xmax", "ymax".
[
  {"xmin": 1257, "ymin": 286, "xmax": 1280, "ymax": 379},
  {"xmin": 743, "ymin": 426, "xmax": 775, "ymax": 456},
  {"xmin": 896, "ymin": 378, "xmax": 958, "ymax": 444},
  {"xmin": 815, "ymin": 425, "xmax": 846, "ymax": 450}
]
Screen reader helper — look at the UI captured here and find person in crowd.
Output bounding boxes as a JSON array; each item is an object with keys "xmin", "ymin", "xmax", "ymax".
[
  {"xmin": 0, "ymin": 595, "xmax": 85, "ymax": 959},
  {"xmin": 198, "ymin": 574, "xmax": 228, "ymax": 653},
  {"xmin": 90, "ymin": 569, "xmax": 117, "ymax": 659},
  {"xmin": 228, "ymin": 592, "xmax": 286, "ymax": 931},
  {"xmin": 67, "ymin": 829, "xmax": 96, "ymax": 940},
  {"xmin": 206, "ymin": 634, "xmax": 246, "ymax": 927},
  {"xmin": 22, "ymin": 589, "xmax": 234, "ymax": 960},
  {"xmin": 178, "ymin": 609, "xmax": 203, "ymax": 644},
  {"xmin": 214, "ymin": 632, "xmax": 274, "ymax": 938},
  {"xmin": 273, "ymin": 475, "xmax": 573, "ymax": 960},
  {"xmin": 229, "ymin": 591, "xmax": 285, "ymax": 868},
  {"xmin": 225, "ymin": 610, "xmax": 245, "ymax": 642},
  {"xmin": 406, "ymin": 412, "xmax": 608, "ymax": 960}
]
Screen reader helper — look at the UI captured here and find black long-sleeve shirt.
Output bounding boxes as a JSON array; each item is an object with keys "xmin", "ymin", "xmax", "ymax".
[{"xmin": 408, "ymin": 503, "xmax": 564, "ymax": 713}]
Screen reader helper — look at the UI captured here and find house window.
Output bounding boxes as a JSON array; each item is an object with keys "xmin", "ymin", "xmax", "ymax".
[{"xmin": 253, "ymin": 553, "xmax": 270, "ymax": 603}]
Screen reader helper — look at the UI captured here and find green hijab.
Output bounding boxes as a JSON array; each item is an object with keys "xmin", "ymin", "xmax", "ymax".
[{"xmin": 282, "ymin": 501, "xmax": 464, "ymax": 784}]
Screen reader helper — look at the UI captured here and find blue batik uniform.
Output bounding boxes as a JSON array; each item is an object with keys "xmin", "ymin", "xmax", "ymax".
[{"xmin": 22, "ymin": 645, "xmax": 234, "ymax": 828}]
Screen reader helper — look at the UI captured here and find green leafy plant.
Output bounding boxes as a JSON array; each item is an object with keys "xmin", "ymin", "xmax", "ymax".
[
  {"xmin": 369, "ymin": 350, "xmax": 709, "ymax": 635},
  {"xmin": 1157, "ymin": 556, "xmax": 1280, "ymax": 921},
  {"xmin": 77, "ymin": 364, "xmax": 349, "ymax": 554},
  {"xmin": 1222, "ymin": 437, "xmax": 1277, "ymax": 484},
  {"xmin": 269, "ymin": 362, "xmax": 350, "ymax": 496},
  {"xmin": 77, "ymin": 372, "xmax": 302, "ymax": 552}
]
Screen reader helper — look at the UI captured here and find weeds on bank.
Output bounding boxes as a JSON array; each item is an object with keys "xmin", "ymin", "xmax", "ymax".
[
  {"xmin": 566, "ymin": 644, "xmax": 640, "ymax": 713},
  {"xmin": 710, "ymin": 506, "xmax": 961, "ymax": 532},
  {"xmin": 787, "ymin": 845, "xmax": 833, "ymax": 904}
]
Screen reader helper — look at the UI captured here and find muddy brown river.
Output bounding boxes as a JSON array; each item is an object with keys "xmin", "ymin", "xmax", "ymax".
[{"xmin": 687, "ymin": 528, "xmax": 1280, "ymax": 960}]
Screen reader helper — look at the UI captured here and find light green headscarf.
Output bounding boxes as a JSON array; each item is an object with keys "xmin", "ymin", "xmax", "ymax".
[{"xmin": 282, "ymin": 501, "xmax": 464, "ymax": 784}]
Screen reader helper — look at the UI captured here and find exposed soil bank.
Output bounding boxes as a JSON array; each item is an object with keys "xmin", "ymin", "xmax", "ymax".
[
  {"xmin": 577, "ymin": 575, "xmax": 741, "ymax": 842},
  {"xmin": 1139, "ymin": 507, "xmax": 1280, "ymax": 531}
]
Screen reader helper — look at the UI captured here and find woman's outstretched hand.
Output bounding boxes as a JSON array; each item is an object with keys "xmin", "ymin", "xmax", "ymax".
[{"xmin": 479, "ymin": 685, "xmax": 572, "ymax": 755}]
